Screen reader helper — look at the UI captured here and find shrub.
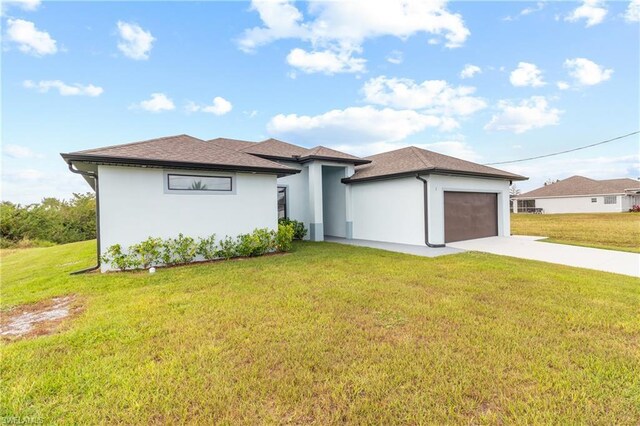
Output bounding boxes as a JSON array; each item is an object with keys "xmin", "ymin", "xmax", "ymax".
[
  {"xmin": 197, "ymin": 235, "xmax": 217, "ymax": 260},
  {"xmin": 278, "ymin": 218, "xmax": 307, "ymax": 240},
  {"xmin": 237, "ymin": 228, "xmax": 274, "ymax": 257},
  {"xmin": 275, "ymin": 223, "xmax": 294, "ymax": 252},
  {"xmin": 102, "ymin": 244, "xmax": 137, "ymax": 271},
  {"xmin": 161, "ymin": 238, "xmax": 177, "ymax": 266},
  {"xmin": 630, "ymin": 205, "xmax": 640, "ymax": 213},
  {"xmin": 171, "ymin": 233, "xmax": 198, "ymax": 264},
  {"xmin": 130, "ymin": 237, "xmax": 163, "ymax": 269},
  {"xmin": 216, "ymin": 236, "xmax": 237, "ymax": 260}
]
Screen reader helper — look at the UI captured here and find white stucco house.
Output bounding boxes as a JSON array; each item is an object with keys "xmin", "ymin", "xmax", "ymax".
[
  {"xmin": 61, "ymin": 135, "xmax": 526, "ymax": 271},
  {"xmin": 512, "ymin": 175, "xmax": 640, "ymax": 214}
]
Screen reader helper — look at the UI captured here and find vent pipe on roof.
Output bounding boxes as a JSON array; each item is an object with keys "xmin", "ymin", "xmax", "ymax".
[
  {"xmin": 415, "ymin": 175, "xmax": 446, "ymax": 248},
  {"xmin": 67, "ymin": 162, "xmax": 101, "ymax": 274}
]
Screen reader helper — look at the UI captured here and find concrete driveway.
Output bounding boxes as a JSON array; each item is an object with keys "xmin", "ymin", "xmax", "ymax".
[{"xmin": 448, "ymin": 236, "xmax": 640, "ymax": 278}]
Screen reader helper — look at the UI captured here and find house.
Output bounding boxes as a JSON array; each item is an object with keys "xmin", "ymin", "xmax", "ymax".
[
  {"xmin": 512, "ymin": 175, "xmax": 640, "ymax": 214},
  {"xmin": 61, "ymin": 135, "xmax": 526, "ymax": 271}
]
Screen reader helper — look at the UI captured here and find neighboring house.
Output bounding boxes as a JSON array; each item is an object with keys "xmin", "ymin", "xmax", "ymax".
[
  {"xmin": 512, "ymin": 175, "xmax": 640, "ymax": 214},
  {"xmin": 61, "ymin": 135, "xmax": 526, "ymax": 271}
]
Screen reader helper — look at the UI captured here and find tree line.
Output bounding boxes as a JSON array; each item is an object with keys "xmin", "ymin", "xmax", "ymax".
[{"xmin": 1, "ymin": 193, "xmax": 96, "ymax": 248}]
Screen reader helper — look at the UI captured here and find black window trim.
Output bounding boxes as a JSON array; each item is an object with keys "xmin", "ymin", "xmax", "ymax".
[
  {"xmin": 278, "ymin": 185, "xmax": 288, "ymax": 219},
  {"xmin": 167, "ymin": 173, "xmax": 233, "ymax": 192}
]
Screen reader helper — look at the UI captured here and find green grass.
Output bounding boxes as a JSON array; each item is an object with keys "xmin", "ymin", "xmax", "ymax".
[
  {"xmin": 511, "ymin": 212, "xmax": 640, "ymax": 253},
  {"xmin": 1, "ymin": 241, "xmax": 639, "ymax": 424}
]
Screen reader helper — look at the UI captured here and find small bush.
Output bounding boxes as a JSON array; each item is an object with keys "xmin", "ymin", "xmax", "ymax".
[
  {"xmin": 216, "ymin": 236, "xmax": 237, "ymax": 260},
  {"xmin": 197, "ymin": 235, "xmax": 217, "ymax": 260},
  {"xmin": 130, "ymin": 237, "xmax": 163, "ymax": 269},
  {"xmin": 278, "ymin": 218, "xmax": 307, "ymax": 240},
  {"xmin": 171, "ymin": 233, "xmax": 198, "ymax": 264},
  {"xmin": 630, "ymin": 205, "xmax": 640, "ymax": 212},
  {"xmin": 102, "ymin": 244, "xmax": 137, "ymax": 271},
  {"xmin": 275, "ymin": 223, "xmax": 294, "ymax": 252},
  {"xmin": 237, "ymin": 228, "xmax": 274, "ymax": 257}
]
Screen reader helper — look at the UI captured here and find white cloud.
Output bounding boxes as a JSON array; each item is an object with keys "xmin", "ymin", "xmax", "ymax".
[
  {"xmin": 565, "ymin": 0, "xmax": 607, "ymax": 27},
  {"xmin": 556, "ymin": 81, "xmax": 570, "ymax": 90},
  {"xmin": 460, "ymin": 64, "xmax": 481, "ymax": 79},
  {"xmin": 1, "ymin": 0, "xmax": 40, "ymax": 13},
  {"xmin": 131, "ymin": 93, "xmax": 175, "ymax": 112},
  {"xmin": 503, "ymin": 1, "xmax": 545, "ymax": 21},
  {"xmin": 484, "ymin": 96, "xmax": 562, "ymax": 134},
  {"xmin": 3, "ymin": 144, "xmax": 43, "ymax": 159},
  {"xmin": 23, "ymin": 80, "xmax": 103, "ymax": 97},
  {"xmin": 286, "ymin": 48, "xmax": 366, "ymax": 74},
  {"xmin": 239, "ymin": 0, "xmax": 470, "ymax": 73},
  {"xmin": 509, "ymin": 62, "xmax": 546, "ymax": 87},
  {"xmin": 267, "ymin": 106, "xmax": 454, "ymax": 145},
  {"xmin": 5, "ymin": 19, "xmax": 57, "ymax": 56},
  {"xmin": 625, "ymin": 0, "xmax": 640, "ymax": 22},
  {"xmin": 564, "ymin": 57, "xmax": 613, "ymax": 86},
  {"xmin": 186, "ymin": 97, "xmax": 233, "ymax": 116},
  {"xmin": 116, "ymin": 21, "xmax": 154, "ymax": 60},
  {"xmin": 1, "ymin": 167, "xmax": 93, "ymax": 204},
  {"xmin": 386, "ymin": 50, "xmax": 403, "ymax": 65},
  {"xmin": 362, "ymin": 76, "xmax": 487, "ymax": 116}
]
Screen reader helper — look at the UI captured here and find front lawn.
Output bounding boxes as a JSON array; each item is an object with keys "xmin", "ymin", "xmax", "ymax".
[
  {"xmin": 1, "ymin": 241, "xmax": 639, "ymax": 424},
  {"xmin": 511, "ymin": 212, "xmax": 640, "ymax": 253}
]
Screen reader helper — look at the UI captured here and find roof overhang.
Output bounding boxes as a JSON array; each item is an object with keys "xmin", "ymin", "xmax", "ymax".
[
  {"xmin": 342, "ymin": 168, "xmax": 528, "ymax": 184},
  {"xmin": 61, "ymin": 153, "xmax": 301, "ymax": 177}
]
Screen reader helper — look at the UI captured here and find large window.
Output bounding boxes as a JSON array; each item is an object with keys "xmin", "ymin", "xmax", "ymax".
[
  {"xmin": 517, "ymin": 199, "xmax": 535, "ymax": 213},
  {"xmin": 604, "ymin": 195, "xmax": 617, "ymax": 204},
  {"xmin": 167, "ymin": 174, "xmax": 232, "ymax": 191},
  {"xmin": 278, "ymin": 186, "xmax": 287, "ymax": 219}
]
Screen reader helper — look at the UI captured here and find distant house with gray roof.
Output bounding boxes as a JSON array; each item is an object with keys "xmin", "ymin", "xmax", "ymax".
[{"xmin": 512, "ymin": 175, "xmax": 640, "ymax": 214}]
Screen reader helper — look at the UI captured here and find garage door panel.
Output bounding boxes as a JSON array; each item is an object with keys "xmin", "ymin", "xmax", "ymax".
[{"xmin": 444, "ymin": 192, "xmax": 497, "ymax": 243}]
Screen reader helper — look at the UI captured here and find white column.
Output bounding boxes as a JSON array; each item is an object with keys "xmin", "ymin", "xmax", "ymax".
[
  {"xmin": 308, "ymin": 162, "xmax": 324, "ymax": 241},
  {"xmin": 344, "ymin": 165, "xmax": 354, "ymax": 239}
]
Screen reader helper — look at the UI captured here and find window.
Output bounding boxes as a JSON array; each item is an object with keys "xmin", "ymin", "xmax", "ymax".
[
  {"xmin": 167, "ymin": 174, "xmax": 232, "ymax": 191},
  {"xmin": 591, "ymin": 198, "xmax": 597, "ymax": 203},
  {"xmin": 517, "ymin": 199, "xmax": 535, "ymax": 213},
  {"xmin": 604, "ymin": 195, "xmax": 617, "ymax": 204},
  {"xmin": 278, "ymin": 186, "xmax": 287, "ymax": 219}
]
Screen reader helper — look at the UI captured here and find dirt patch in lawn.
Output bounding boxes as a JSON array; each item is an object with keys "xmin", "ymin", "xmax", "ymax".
[{"xmin": 1, "ymin": 295, "xmax": 83, "ymax": 341}]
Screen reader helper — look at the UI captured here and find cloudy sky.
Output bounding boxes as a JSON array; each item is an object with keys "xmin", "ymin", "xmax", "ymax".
[{"xmin": 2, "ymin": 0, "xmax": 639, "ymax": 203}]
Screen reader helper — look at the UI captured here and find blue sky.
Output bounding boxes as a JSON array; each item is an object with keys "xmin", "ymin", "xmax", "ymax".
[{"xmin": 2, "ymin": 0, "xmax": 639, "ymax": 203}]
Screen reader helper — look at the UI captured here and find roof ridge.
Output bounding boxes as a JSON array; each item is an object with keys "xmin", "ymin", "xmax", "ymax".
[
  {"xmin": 75, "ymin": 134, "xmax": 202, "ymax": 154},
  {"xmin": 409, "ymin": 146, "xmax": 434, "ymax": 169}
]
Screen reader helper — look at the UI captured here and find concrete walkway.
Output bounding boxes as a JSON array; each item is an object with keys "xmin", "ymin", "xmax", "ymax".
[
  {"xmin": 448, "ymin": 236, "xmax": 640, "ymax": 278},
  {"xmin": 324, "ymin": 236, "xmax": 464, "ymax": 258}
]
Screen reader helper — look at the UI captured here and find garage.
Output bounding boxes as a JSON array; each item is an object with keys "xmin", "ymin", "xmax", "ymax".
[{"xmin": 444, "ymin": 191, "xmax": 498, "ymax": 243}]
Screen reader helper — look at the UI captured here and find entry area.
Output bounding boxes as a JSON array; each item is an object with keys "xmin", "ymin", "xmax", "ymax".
[
  {"xmin": 444, "ymin": 191, "xmax": 498, "ymax": 243},
  {"xmin": 321, "ymin": 166, "xmax": 348, "ymax": 238}
]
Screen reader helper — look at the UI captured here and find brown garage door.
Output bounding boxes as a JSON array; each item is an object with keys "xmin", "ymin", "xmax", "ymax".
[{"xmin": 444, "ymin": 192, "xmax": 498, "ymax": 243}]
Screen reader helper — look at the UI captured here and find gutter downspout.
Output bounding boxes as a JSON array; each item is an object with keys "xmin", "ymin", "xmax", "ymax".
[
  {"xmin": 415, "ymin": 175, "xmax": 446, "ymax": 248},
  {"xmin": 67, "ymin": 162, "xmax": 101, "ymax": 274}
]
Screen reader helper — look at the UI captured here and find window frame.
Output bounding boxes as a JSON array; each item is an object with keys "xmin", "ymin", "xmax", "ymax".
[
  {"xmin": 164, "ymin": 171, "xmax": 236, "ymax": 195},
  {"xmin": 591, "ymin": 197, "xmax": 597, "ymax": 203},
  {"xmin": 277, "ymin": 185, "xmax": 288, "ymax": 219},
  {"xmin": 604, "ymin": 195, "xmax": 617, "ymax": 205}
]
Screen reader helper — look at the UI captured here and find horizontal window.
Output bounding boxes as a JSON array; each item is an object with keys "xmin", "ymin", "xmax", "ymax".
[
  {"xmin": 167, "ymin": 174, "xmax": 232, "ymax": 191},
  {"xmin": 604, "ymin": 195, "xmax": 617, "ymax": 204},
  {"xmin": 591, "ymin": 198, "xmax": 597, "ymax": 203}
]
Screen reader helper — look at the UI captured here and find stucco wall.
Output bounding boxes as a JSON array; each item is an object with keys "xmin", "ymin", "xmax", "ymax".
[
  {"xmin": 529, "ymin": 195, "xmax": 624, "ymax": 213},
  {"xmin": 426, "ymin": 174, "xmax": 511, "ymax": 245},
  {"xmin": 350, "ymin": 177, "xmax": 425, "ymax": 245},
  {"xmin": 99, "ymin": 165, "xmax": 277, "ymax": 271}
]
